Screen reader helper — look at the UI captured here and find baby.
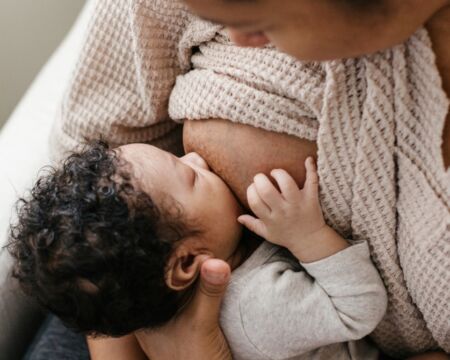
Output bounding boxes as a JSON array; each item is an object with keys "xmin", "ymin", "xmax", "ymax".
[{"xmin": 8, "ymin": 141, "xmax": 387, "ymax": 359}]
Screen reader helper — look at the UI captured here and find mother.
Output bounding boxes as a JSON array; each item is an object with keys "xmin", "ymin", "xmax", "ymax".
[{"xmin": 45, "ymin": 0, "xmax": 449, "ymax": 359}]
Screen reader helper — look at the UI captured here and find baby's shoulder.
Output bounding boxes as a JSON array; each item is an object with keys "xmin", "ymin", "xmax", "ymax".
[
  {"xmin": 221, "ymin": 243, "xmax": 319, "ymax": 359},
  {"xmin": 227, "ymin": 242, "xmax": 309, "ymax": 312},
  {"xmin": 232, "ymin": 241, "xmax": 302, "ymax": 284}
]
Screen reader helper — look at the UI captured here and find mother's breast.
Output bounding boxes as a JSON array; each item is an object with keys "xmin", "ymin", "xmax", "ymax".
[{"xmin": 183, "ymin": 119, "xmax": 317, "ymax": 209}]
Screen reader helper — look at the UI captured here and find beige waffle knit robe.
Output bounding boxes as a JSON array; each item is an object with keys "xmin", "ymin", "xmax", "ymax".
[{"xmin": 50, "ymin": 0, "xmax": 450, "ymax": 357}]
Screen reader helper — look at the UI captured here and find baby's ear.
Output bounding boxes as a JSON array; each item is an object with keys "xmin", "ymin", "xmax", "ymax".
[{"xmin": 165, "ymin": 244, "xmax": 212, "ymax": 291}]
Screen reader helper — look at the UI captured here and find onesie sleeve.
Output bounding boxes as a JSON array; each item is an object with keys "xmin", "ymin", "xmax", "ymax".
[
  {"xmin": 49, "ymin": 0, "xmax": 196, "ymax": 161},
  {"xmin": 238, "ymin": 241, "xmax": 388, "ymax": 360}
]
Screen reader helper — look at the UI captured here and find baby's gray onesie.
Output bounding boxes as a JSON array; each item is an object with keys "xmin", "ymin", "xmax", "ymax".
[{"xmin": 220, "ymin": 241, "xmax": 387, "ymax": 360}]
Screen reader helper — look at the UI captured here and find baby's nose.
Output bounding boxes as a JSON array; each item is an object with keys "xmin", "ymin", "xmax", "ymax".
[{"xmin": 180, "ymin": 152, "xmax": 210, "ymax": 170}]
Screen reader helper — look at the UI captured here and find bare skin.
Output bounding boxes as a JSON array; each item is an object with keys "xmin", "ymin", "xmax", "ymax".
[
  {"xmin": 87, "ymin": 335, "xmax": 147, "ymax": 360},
  {"xmin": 183, "ymin": 119, "xmax": 317, "ymax": 209}
]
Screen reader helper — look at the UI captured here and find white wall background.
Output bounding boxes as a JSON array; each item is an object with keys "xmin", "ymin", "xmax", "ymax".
[{"xmin": 0, "ymin": 0, "xmax": 85, "ymax": 128}]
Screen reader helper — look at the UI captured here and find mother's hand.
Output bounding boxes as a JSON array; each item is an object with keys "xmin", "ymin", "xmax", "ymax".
[{"xmin": 135, "ymin": 259, "xmax": 232, "ymax": 360}]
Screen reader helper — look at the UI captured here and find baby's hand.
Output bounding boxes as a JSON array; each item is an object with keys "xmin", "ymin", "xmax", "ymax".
[{"xmin": 238, "ymin": 157, "xmax": 327, "ymax": 255}]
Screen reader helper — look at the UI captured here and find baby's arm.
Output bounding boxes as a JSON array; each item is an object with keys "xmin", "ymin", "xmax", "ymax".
[
  {"xmin": 234, "ymin": 243, "xmax": 387, "ymax": 359},
  {"xmin": 238, "ymin": 157, "xmax": 348, "ymax": 263},
  {"xmin": 236, "ymin": 158, "xmax": 388, "ymax": 358}
]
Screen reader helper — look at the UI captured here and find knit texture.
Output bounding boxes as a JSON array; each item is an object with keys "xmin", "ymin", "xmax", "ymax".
[{"xmin": 50, "ymin": 0, "xmax": 450, "ymax": 357}]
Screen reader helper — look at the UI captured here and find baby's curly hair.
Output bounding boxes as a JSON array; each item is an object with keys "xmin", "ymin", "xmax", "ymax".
[{"xmin": 7, "ymin": 141, "xmax": 197, "ymax": 336}]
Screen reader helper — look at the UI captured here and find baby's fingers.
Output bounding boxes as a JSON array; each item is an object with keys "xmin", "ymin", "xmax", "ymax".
[
  {"xmin": 237, "ymin": 215, "xmax": 268, "ymax": 239},
  {"xmin": 270, "ymin": 169, "xmax": 300, "ymax": 201},
  {"xmin": 247, "ymin": 183, "xmax": 272, "ymax": 218},
  {"xmin": 304, "ymin": 157, "xmax": 319, "ymax": 199},
  {"xmin": 253, "ymin": 174, "xmax": 283, "ymax": 209}
]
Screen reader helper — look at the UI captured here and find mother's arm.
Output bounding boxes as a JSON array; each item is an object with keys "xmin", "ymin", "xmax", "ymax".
[
  {"xmin": 87, "ymin": 259, "xmax": 233, "ymax": 360},
  {"xmin": 87, "ymin": 335, "xmax": 147, "ymax": 360},
  {"xmin": 135, "ymin": 259, "xmax": 232, "ymax": 360}
]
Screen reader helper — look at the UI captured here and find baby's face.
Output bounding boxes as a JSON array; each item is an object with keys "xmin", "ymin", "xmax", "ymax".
[{"xmin": 117, "ymin": 144, "xmax": 243, "ymax": 262}]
